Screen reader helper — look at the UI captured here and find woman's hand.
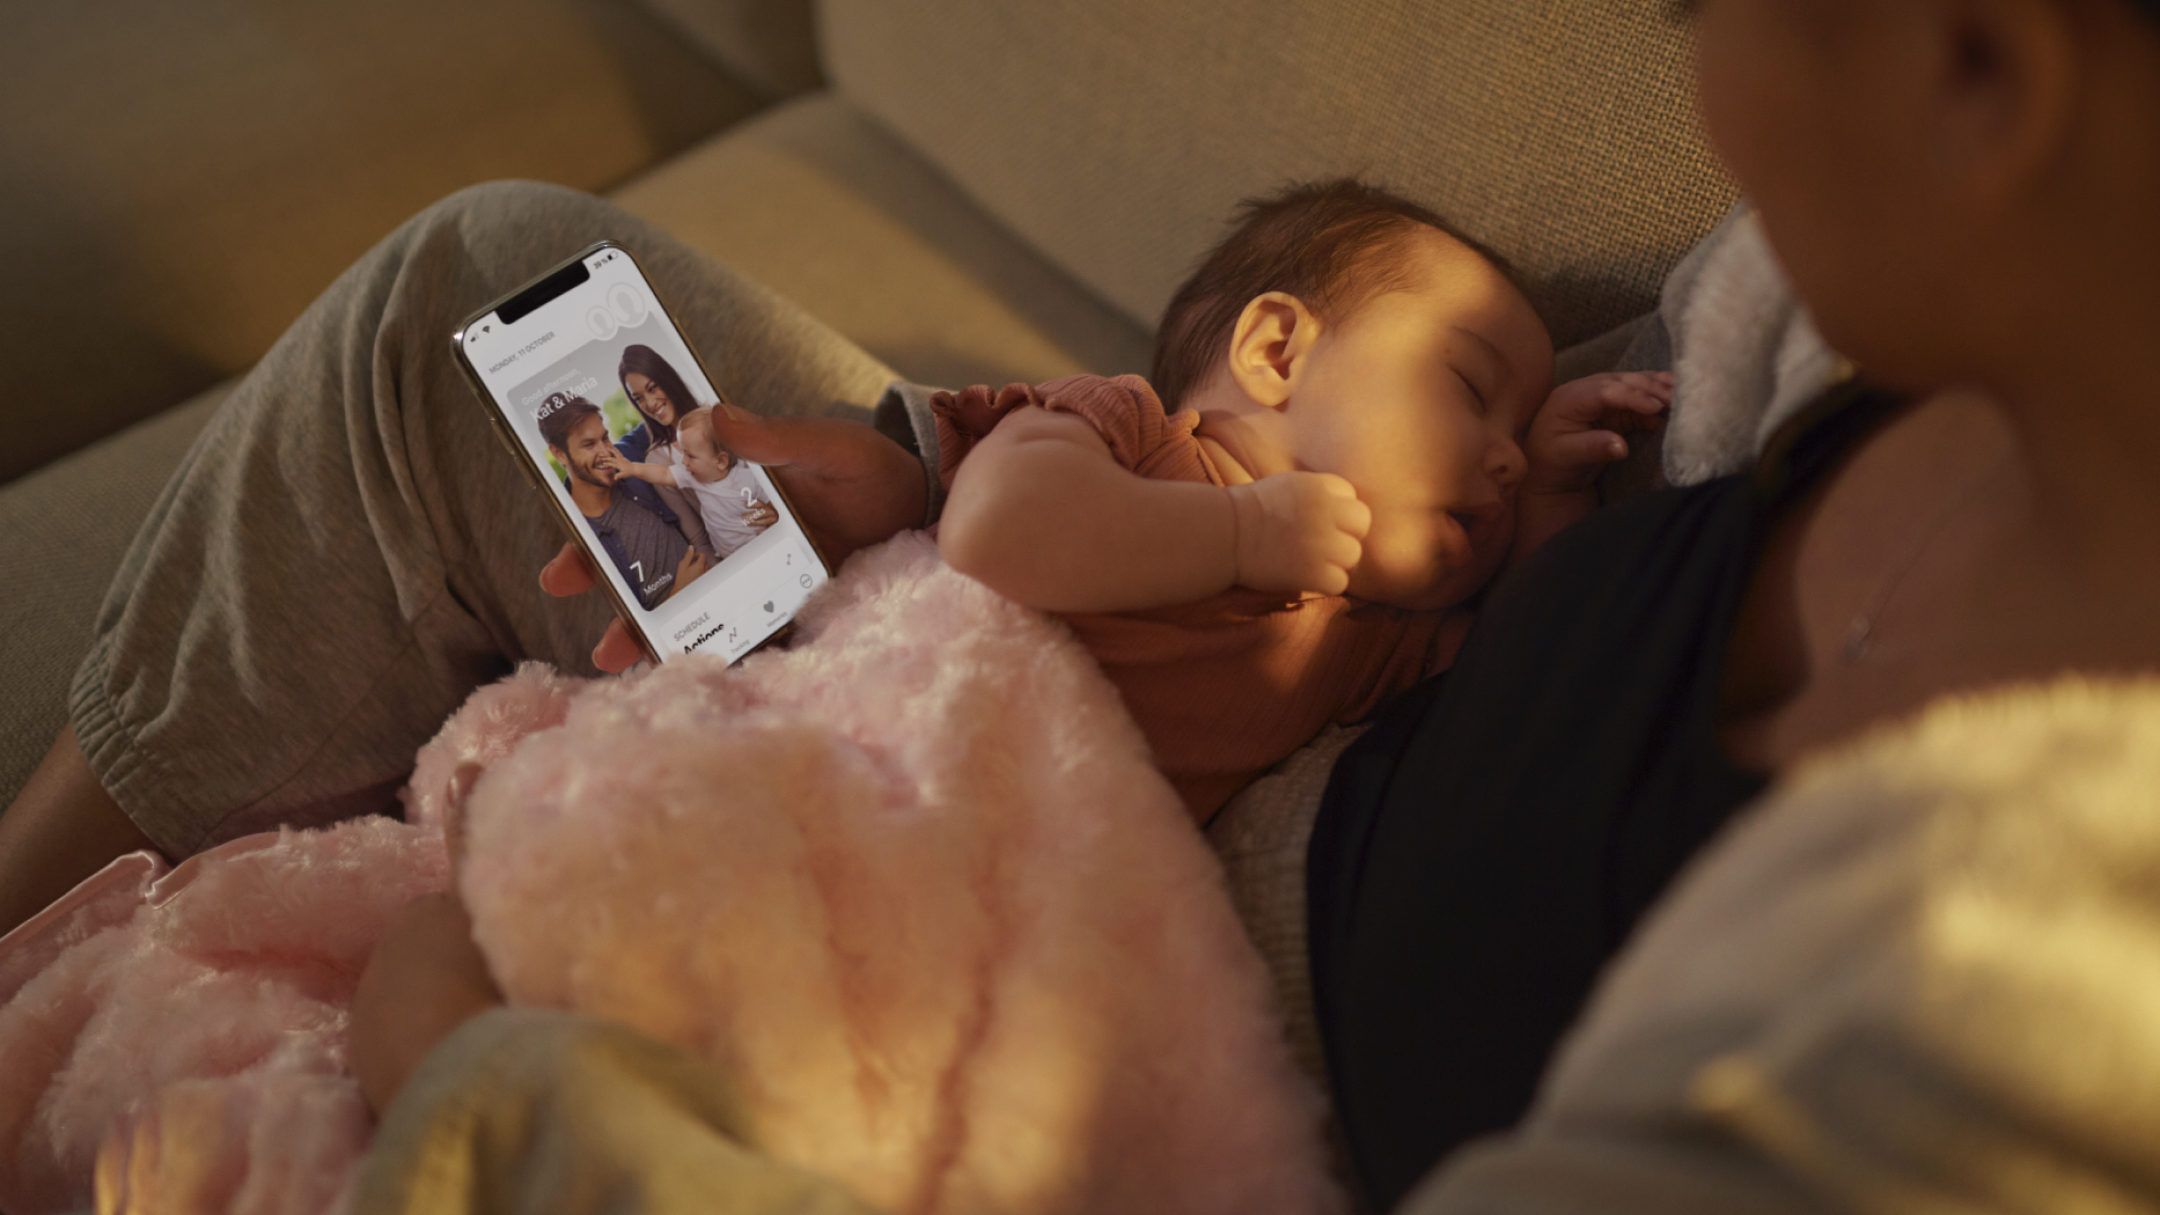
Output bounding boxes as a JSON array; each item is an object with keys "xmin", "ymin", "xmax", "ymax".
[
  {"xmin": 743, "ymin": 500, "xmax": 779, "ymax": 533},
  {"xmin": 1226, "ymin": 472, "xmax": 1372, "ymax": 597},
  {"xmin": 540, "ymin": 547, "xmax": 649, "ymax": 672},
  {"xmin": 350, "ymin": 893, "xmax": 504, "ymax": 1118},
  {"xmin": 542, "ymin": 412, "xmax": 925, "ymax": 672},
  {"xmin": 707, "ymin": 405, "xmax": 926, "ymax": 556}
]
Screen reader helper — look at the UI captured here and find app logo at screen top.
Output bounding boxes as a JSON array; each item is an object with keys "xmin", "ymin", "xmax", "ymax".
[
  {"xmin": 608, "ymin": 284, "xmax": 648, "ymax": 327},
  {"xmin": 586, "ymin": 307, "xmax": 619, "ymax": 341}
]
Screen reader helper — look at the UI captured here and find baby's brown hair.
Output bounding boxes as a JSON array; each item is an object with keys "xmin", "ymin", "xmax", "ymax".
[{"xmin": 1150, "ymin": 180, "xmax": 1509, "ymax": 410}]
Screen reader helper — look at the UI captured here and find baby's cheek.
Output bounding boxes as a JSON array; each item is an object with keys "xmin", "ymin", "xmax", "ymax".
[
  {"xmin": 1365, "ymin": 516, "xmax": 1428, "ymax": 572},
  {"xmin": 1351, "ymin": 516, "xmax": 1461, "ymax": 608}
]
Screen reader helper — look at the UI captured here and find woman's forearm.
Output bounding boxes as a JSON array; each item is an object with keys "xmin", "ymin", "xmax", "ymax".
[{"xmin": 0, "ymin": 726, "xmax": 161, "ymax": 936}]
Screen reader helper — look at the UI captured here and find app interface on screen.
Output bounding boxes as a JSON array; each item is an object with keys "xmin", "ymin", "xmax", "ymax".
[{"xmin": 462, "ymin": 248, "xmax": 827, "ymax": 664}]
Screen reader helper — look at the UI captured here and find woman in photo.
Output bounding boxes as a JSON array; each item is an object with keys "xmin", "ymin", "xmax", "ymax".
[
  {"xmin": 614, "ymin": 344, "xmax": 695, "ymax": 463},
  {"xmin": 608, "ymin": 345, "xmax": 779, "ymax": 559},
  {"xmin": 609, "ymin": 343, "xmax": 718, "ymax": 557}
]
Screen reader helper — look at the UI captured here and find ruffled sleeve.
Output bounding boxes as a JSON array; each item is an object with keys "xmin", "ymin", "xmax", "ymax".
[{"xmin": 932, "ymin": 374, "xmax": 1213, "ymax": 493}]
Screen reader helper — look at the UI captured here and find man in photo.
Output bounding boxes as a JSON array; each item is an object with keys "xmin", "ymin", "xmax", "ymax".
[{"xmin": 536, "ymin": 392, "xmax": 710, "ymax": 611}]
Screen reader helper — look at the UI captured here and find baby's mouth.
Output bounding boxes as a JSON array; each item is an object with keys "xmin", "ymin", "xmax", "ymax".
[
  {"xmin": 1448, "ymin": 504, "xmax": 1493, "ymax": 530},
  {"xmin": 1447, "ymin": 500, "xmax": 1509, "ymax": 541}
]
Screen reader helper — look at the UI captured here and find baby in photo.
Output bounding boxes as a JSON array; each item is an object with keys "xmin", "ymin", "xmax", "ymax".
[{"xmin": 611, "ymin": 405, "xmax": 778, "ymax": 558}]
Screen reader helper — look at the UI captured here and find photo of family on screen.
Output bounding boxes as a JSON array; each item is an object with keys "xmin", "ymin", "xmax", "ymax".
[{"xmin": 518, "ymin": 333, "xmax": 776, "ymax": 613}]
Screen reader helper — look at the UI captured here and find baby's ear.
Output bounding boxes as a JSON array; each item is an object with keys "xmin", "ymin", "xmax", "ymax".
[{"xmin": 1226, "ymin": 292, "xmax": 1320, "ymax": 410}]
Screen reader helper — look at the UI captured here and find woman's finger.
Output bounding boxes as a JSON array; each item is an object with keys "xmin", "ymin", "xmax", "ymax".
[
  {"xmin": 705, "ymin": 406, "xmax": 811, "ymax": 470},
  {"xmin": 540, "ymin": 542, "xmax": 598, "ymax": 597},
  {"xmin": 591, "ymin": 618, "xmax": 645, "ymax": 673},
  {"xmin": 539, "ymin": 543, "xmax": 645, "ymax": 671}
]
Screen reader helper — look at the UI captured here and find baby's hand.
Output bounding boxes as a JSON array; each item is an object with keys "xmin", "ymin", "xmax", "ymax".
[
  {"xmin": 1227, "ymin": 471, "xmax": 1371, "ymax": 597},
  {"xmin": 1525, "ymin": 371, "xmax": 1672, "ymax": 496},
  {"xmin": 593, "ymin": 447, "xmax": 666, "ymax": 484}
]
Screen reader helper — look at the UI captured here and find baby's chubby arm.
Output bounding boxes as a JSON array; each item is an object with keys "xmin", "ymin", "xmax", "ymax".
[
  {"xmin": 939, "ymin": 405, "xmax": 1370, "ymax": 613},
  {"xmin": 1513, "ymin": 371, "xmax": 1672, "ymax": 560},
  {"xmin": 593, "ymin": 447, "xmax": 680, "ymax": 486}
]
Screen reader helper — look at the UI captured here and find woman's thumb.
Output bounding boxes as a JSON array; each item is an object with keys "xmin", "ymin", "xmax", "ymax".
[{"xmin": 707, "ymin": 402, "xmax": 789, "ymax": 464}]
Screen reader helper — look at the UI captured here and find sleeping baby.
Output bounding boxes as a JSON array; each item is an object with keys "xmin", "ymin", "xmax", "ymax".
[{"xmin": 933, "ymin": 179, "xmax": 1670, "ymax": 818}]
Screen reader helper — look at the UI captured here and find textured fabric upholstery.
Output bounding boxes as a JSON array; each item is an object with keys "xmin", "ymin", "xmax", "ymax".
[
  {"xmin": 0, "ymin": 0, "xmax": 760, "ymax": 485},
  {"xmin": 821, "ymin": 0, "xmax": 1736, "ymax": 347},
  {"xmin": 0, "ymin": 384, "xmax": 227, "ymax": 806},
  {"xmin": 636, "ymin": 0, "xmax": 825, "ymax": 100},
  {"xmin": 614, "ymin": 94, "xmax": 1154, "ymax": 389}
]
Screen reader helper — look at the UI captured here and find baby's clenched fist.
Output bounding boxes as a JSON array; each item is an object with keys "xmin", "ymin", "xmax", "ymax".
[{"xmin": 1227, "ymin": 472, "xmax": 1371, "ymax": 596}]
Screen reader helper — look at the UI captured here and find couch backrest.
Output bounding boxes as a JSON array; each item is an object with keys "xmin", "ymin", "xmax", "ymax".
[{"xmin": 820, "ymin": 0, "xmax": 1735, "ymax": 349}]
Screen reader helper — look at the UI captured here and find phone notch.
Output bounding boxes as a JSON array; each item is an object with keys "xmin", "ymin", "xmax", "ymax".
[{"xmin": 497, "ymin": 259, "xmax": 592, "ymax": 325}]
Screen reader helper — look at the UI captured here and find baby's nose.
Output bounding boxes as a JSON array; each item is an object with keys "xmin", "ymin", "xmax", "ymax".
[{"xmin": 1488, "ymin": 437, "xmax": 1527, "ymax": 488}]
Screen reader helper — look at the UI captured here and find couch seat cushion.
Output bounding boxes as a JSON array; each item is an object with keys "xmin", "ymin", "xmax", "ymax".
[{"xmin": 0, "ymin": 385, "xmax": 228, "ymax": 804}]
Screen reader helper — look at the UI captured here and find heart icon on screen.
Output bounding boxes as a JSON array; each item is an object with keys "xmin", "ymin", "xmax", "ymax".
[{"xmin": 763, "ymin": 601, "xmax": 775, "ymax": 614}]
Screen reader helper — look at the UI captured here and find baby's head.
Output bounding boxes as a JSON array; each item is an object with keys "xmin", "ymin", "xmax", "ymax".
[
  {"xmin": 675, "ymin": 408, "xmax": 738, "ymax": 485},
  {"xmin": 1154, "ymin": 180, "xmax": 1554, "ymax": 610}
]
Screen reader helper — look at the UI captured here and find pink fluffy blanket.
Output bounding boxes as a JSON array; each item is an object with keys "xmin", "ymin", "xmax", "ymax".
[{"xmin": 0, "ymin": 533, "xmax": 1339, "ymax": 1215}]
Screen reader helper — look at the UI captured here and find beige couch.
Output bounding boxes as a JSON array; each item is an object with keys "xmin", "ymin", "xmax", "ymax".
[{"xmin": 0, "ymin": 0, "xmax": 1731, "ymax": 849}]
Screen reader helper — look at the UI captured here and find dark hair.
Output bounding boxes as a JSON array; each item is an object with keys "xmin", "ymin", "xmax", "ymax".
[
  {"xmin": 536, "ymin": 392, "xmax": 603, "ymax": 452},
  {"xmin": 1150, "ymin": 179, "xmax": 1509, "ymax": 410},
  {"xmin": 617, "ymin": 345, "xmax": 702, "ymax": 445}
]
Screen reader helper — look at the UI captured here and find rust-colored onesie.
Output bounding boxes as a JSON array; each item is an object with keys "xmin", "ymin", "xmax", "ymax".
[{"xmin": 934, "ymin": 373, "xmax": 1471, "ymax": 821}]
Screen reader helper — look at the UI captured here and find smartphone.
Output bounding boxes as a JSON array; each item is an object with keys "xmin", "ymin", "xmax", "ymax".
[{"xmin": 452, "ymin": 241, "xmax": 831, "ymax": 667}]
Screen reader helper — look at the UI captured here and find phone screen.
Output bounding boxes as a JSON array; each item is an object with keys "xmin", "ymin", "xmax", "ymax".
[{"xmin": 455, "ymin": 244, "xmax": 829, "ymax": 666}]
